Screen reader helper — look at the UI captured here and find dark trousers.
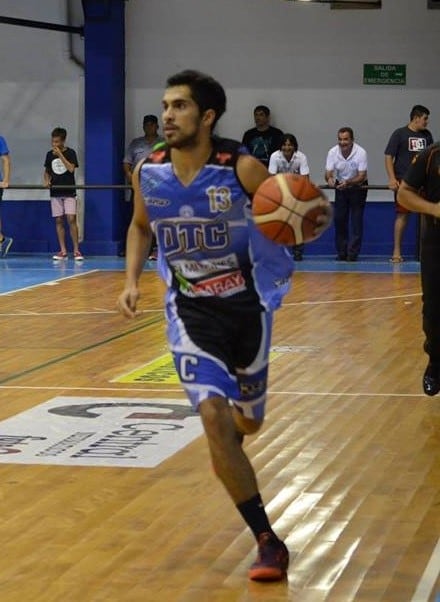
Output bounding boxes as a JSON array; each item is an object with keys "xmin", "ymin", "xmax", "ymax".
[
  {"xmin": 421, "ymin": 215, "xmax": 440, "ymax": 363},
  {"xmin": 334, "ymin": 187, "xmax": 367, "ymax": 259}
]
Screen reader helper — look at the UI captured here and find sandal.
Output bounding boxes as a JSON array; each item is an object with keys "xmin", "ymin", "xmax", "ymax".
[{"xmin": 389, "ymin": 256, "xmax": 404, "ymax": 263}]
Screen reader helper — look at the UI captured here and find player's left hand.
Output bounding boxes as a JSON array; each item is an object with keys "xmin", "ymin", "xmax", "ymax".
[{"xmin": 117, "ymin": 287, "xmax": 140, "ymax": 319}]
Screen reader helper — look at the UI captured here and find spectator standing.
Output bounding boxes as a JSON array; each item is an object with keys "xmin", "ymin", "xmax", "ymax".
[
  {"xmin": 385, "ymin": 105, "xmax": 433, "ymax": 262},
  {"xmin": 121, "ymin": 115, "xmax": 164, "ymax": 257},
  {"xmin": 242, "ymin": 105, "xmax": 283, "ymax": 167},
  {"xmin": 0, "ymin": 135, "xmax": 12, "ymax": 258},
  {"xmin": 43, "ymin": 127, "xmax": 82, "ymax": 261},
  {"xmin": 268, "ymin": 133, "xmax": 310, "ymax": 260},
  {"xmin": 325, "ymin": 127, "xmax": 368, "ymax": 262}
]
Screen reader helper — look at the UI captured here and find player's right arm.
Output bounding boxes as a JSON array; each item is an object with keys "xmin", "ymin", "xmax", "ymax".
[{"xmin": 117, "ymin": 160, "xmax": 153, "ymax": 318}]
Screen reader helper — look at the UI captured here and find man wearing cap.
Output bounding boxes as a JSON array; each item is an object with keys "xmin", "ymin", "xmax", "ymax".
[
  {"xmin": 123, "ymin": 115, "xmax": 164, "ymax": 180},
  {"xmin": 120, "ymin": 115, "xmax": 164, "ymax": 256}
]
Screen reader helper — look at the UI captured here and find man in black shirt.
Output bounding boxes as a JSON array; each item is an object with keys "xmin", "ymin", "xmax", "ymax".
[
  {"xmin": 398, "ymin": 142, "xmax": 440, "ymax": 395},
  {"xmin": 242, "ymin": 105, "xmax": 283, "ymax": 168},
  {"xmin": 385, "ymin": 105, "xmax": 433, "ymax": 262}
]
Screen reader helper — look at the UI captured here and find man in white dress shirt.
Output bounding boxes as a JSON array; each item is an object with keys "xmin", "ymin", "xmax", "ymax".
[{"xmin": 325, "ymin": 127, "xmax": 368, "ymax": 261}]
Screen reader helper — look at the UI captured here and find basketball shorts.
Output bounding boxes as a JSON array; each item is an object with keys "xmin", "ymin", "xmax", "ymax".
[
  {"xmin": 166, "ymin": 297, "xmax": 273, "ymax": 421},
  {"xmin": 51, "ymin": 196, "xmax": 77, "ymax": 217}
]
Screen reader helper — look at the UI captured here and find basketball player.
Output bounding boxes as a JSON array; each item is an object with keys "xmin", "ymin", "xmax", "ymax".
[
  {"xmin": 118, "ymin": 70, "xmax": 331, "ymax": 581},
  {"xmin": 398, "ymin": 142, "xmax": 440, "ymax": 396}
]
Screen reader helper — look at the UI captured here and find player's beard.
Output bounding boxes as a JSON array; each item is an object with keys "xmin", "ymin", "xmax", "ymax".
[{"xmin": 165, "ymin": 116, "xmax": 203, "ymax": 150}]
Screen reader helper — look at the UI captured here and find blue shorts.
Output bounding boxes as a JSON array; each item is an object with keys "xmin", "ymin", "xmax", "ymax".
[{"xmin": 166, "ymin": 296, "xmax": 273, "ymax": 421}]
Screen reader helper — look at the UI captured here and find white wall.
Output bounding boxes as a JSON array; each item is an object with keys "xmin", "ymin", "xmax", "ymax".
[
  {"xmin": 1, "ymin": 0, "xmax": 439, "ymax": 202},
  {"xmin": 0, "ymin": 1, "xmax": 83, "ymax": 199},
  {"xmin": 125, "ymin": 0, "xmax": 440, "ymax": 199}
]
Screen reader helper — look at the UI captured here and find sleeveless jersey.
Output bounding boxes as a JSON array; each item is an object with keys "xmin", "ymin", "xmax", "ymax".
[{"xmin": 139, "ymin": 137, "xmax": 294, "ymax": 311}]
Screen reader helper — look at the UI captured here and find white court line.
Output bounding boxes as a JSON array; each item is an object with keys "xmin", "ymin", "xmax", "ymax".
[
  {"xmin": 284, "ymin": 292, "xmax": 421, "ymax": 306},
  {"xmin": 410, "ymin": 538, "xmax": 440, "ymax": 602},
  {"xmin": 0, "ymin": 293, "xmax": 420, "ymax": 315},
  {"xmin": 0, "ymin": 308, "xmax": 163, "ymax": 317},
  {"xmin": 0, "ymin": 385, "xmax": 183, "ymax": 393},
  {"xmin": 0, "ymin": 269, "xmax": 99, "ymax": 296},
  {"xmin": 0, "ymin": 385, "xmax": 429, "ymax": 397}
]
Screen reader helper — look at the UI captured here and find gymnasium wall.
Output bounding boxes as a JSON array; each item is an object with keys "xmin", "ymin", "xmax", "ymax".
[
  {"xmin": 1, "ymin": 0, "xmax": 438, "ymax": 255},
  {"xmin": 125, "ymin": 0, "xmax": 440, "ymax": 193},
  {"xmin": 0, "ymin": 1, "xmax": 83, "ymax": 201}
]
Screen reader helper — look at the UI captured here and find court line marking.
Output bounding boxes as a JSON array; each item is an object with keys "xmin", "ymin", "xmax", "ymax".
[
  {"xmin": 0, "ymin": 308, "xmax": 163, "ymax": 316},
  {"xmin": 284, "ymin": 292, "xmax": 421, "ymax": 306},
  {"xmin": 0, "ymin": 269, "xmax": 99, "ymax": 296},
  {"xmin": 0, "ymin": 291, "xmax": 420, "ymax": 316},
  {"xmin": 0, "ymin": 385, "xmax": 429, "ymax": 397},
  {"xmin": 410, "ymin": 538, "xmax": 440, "ymax": 602},
  {"xmin": 0, "ymin": 314, "xmax": 164, "ymax": 385}
]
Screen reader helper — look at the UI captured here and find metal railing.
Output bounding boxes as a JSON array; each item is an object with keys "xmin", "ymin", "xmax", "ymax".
[{"xmin": 4, "ymin": 184, "xmax": 391, "ymax": 191}]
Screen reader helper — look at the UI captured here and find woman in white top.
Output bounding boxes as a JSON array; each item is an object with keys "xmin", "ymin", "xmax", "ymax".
[
  {"xmin": 268, "ymin": 134, "xmax": 310, "ymax": 260},
  {"xmin": 268, "ymin": 133, "xmax": 310, "ymax": 178}
]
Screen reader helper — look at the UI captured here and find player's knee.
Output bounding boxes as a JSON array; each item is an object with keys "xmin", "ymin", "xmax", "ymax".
[
  {"xmin": 199, "ymin": 396, "xmax": 231, "ymax": 436},
  {"xmin": 233, "ymin": 408, "xmax": 263, "ymax": 435}
]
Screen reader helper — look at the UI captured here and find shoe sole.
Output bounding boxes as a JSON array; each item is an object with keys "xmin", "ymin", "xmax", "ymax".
[{"xmin": 248, "ymin": 566, "xmax": 287, "ymax": 581}]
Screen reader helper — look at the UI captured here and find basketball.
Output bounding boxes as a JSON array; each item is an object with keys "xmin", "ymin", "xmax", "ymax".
[{"xmin": 252, "ymin": 174, "xmax": 329, "ymax": 246}]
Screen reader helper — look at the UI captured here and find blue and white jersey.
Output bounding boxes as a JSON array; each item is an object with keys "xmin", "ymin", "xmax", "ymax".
[{"xmin": 139, "ymin": 137, "xmax": 294, "ymax": 311}]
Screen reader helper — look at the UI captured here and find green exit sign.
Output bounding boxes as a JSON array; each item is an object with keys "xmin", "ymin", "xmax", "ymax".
[{"xmin": 363, "ymin": 64, "xmax": 406, "ymax": 85}]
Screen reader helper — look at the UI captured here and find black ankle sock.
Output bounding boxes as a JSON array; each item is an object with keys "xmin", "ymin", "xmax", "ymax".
[{"xmin": 236, "ymin": 493, "xmax": 275, "ymax": 540}]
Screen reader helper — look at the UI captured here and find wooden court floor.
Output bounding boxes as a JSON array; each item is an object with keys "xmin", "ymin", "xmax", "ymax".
[{"xmin": 0, "ymin": 266, "xmax": 439, "ymax": 602}]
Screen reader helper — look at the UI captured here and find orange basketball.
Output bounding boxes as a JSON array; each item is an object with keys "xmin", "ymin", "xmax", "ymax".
[{"xmin": 252, "ymin": 174, "xmax": 329, "ymax": 246}]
